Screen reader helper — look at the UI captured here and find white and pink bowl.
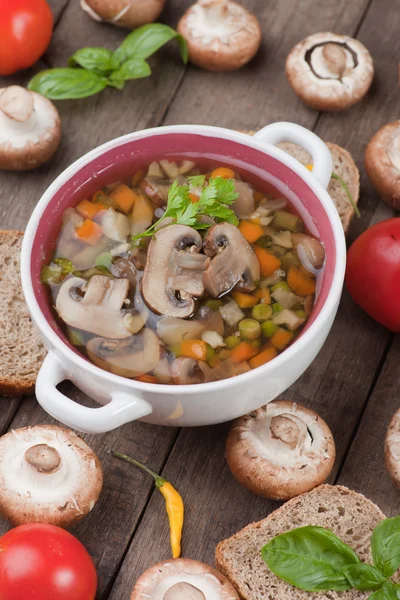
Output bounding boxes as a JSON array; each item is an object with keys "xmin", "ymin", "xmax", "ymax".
[{"xmin": 21, "ymin": 122, "xmax": 346, "ymax": 434}]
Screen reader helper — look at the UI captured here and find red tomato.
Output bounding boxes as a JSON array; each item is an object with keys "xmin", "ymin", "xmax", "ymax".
[
  {"xmin": 0, "ymin": 524, "xmax": 97, "ymax": 600},
  {"xmin": 0, "ymin": 0, "xmax": 53, "ymax": 76},
  {"xmin": 346, "ymin": 218, "xmax": 400, "ymax": 332}
]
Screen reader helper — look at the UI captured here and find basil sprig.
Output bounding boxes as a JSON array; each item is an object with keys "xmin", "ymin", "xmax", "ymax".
[
  {"xmin": 28, "ymin": 23, "xmax": 187, "ymax": 100},
  {"xmin": 262, "ymin": 518, "xmax": 400, "ymax": 599}
]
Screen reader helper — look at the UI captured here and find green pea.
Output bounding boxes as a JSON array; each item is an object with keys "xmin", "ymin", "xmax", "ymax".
[
  {"xmin": 239, "ymin": 318, "xmax": 261, "ymax": 340},
  {"xmin": 224, "ymin": 335, "xmax": 241, "ymax": 349},
  {"xmin": 218, "ymin": 349, "xmax": 232, "ymax": 360},
  {"xmin": 261, "ymin": 321, "xmax": 279, "ymax": 339},
  {"xmin": 271, "ymin": 281, "xmax": 290, "ymax": 293},
  {"xmin": 252, "ymin": 303, "xmax": 273, "ymax": 322},
  {"xmin": 272, "ymin": 302, "xmax": 283, "ymax": 314},
  {"xmin": 205, "ymin": 299, "xmax": 223, "ymax": 311},
  {"xmin": 296, "ymin": 309, "xmax": 306, "ymax": 318}
]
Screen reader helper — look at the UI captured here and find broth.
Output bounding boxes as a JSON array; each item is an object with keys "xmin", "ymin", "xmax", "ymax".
[{"xmin": 42, "ymin": 159, "xmax": 325, "ymax": 385}]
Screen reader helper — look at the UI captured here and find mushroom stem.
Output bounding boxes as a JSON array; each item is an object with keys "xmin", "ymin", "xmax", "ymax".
[
  {"xmin": 198, "ymin": 0, "xmax": 228, "ymax": 23},
  {"xmin": 0, "ymin": 86, "xmax": 34, "ymax": 123},
  {"xmin": 24, "ymin": 444, "xmax": 62, "ymax": 474}
]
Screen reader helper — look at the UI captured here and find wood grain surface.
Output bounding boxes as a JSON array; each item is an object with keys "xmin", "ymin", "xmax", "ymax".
[{"xmin": 0, "ymin": 0, "xmax": 399, "ymax": 598}]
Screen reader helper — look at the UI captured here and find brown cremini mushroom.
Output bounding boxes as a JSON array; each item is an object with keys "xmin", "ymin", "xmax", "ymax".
[
  {"xmin": 0, "ymin": 86, "xmax": 61, "ymax": 171},
  {"xmin": 292, "ymin": 233, "xmax": 325, "ymax": 270},
  {"xmin": 202, "ymin": 223, "xmax": 260, "ymax": 297},
  {"xmin": 80, "ymin": 0, "xmax": 166, "ymax": 28},
  {"xmin": 365, "ymin": 120, "xmax": 400, "ymax": 209},
  {"xmin": 0, "ymin": 425, "xmax": 103, "ymax": 527},
  {"xmin": 130, "ymin": 558, "xmax": 240, "ymax": 600},
  {"xmin": 56, "ymin": 275, "xmax": 132, "ymax": 339},
  {"xmin": 226, "ymin": 401, "xmax": 336, "ymax": 500},
  {"xmin": 87, "ymin": 328, "xmax": 160, "ymax": 378},
  {"xmin": 385, "ymin": 408, "xmax": 400, "ymax": 489},
  {"xmin": 177, "ymin": 0, "xmax": 262, "ymax": 72},
  {"xmin": 141, "ymin": 224, "xmax": 209, "ymax": 318},
  {"xmin": 286, "ymin": 32, "xmax": 374, "ymax": 111}
]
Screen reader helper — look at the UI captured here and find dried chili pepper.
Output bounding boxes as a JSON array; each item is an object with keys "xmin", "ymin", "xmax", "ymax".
[{"xmin": 113, "ymin": 451, "xmax": 184, "ymax": 558}]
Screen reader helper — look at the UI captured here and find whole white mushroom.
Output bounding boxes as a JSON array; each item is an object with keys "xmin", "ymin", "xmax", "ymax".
[
  {"xmin": 0, "ymin": 425, "xmax": 103, "ymax": 527},
  {"xmin": 0, "ymin": 86, "xmax": 61, "ymax": 171}
]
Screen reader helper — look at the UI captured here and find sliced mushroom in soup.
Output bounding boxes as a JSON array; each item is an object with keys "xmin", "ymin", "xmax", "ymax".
[{"xmin": 42, "ymin": 158, "xmax": 325, "ymax": 384}]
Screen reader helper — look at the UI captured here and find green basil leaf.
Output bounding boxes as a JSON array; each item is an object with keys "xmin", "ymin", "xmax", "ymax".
[
  {"xmin": 111, "ymin": 58, "xmax": 151, "ymax": 82},
  {"xmin": 114, "ymin": 23, "xmax": 188, "ymax": 64},
  {"xmin": 28, "ymin": 68, "xmax": 108, "ymax": 100},
  {"xmin": 344, "ymin": 563, "xmax": 387, "ymax": 591},
  {"xmin": 68, "ymin": 47, "xmax": 116, "ymax": 74},
  {"xmin": 372, "ymin": 518, "xmax": 400, "ymax": 577},
  {"xmin": 261, "ymin": 526, "xmax": 360, "ymax": 592},
  {"xmin": 368, "ymin": 581, "xmax": 400, "ymax": 600}
]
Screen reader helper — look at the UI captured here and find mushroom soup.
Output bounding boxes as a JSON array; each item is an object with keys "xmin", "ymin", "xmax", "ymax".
[{"xmin": 42, "ymin": 160, "xmax": 325, "ymax": 384}]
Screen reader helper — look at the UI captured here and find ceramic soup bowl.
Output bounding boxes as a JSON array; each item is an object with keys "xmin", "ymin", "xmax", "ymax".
[{"xmin": 21, "ymin": 122, "xmax": 346, "ymax": 433}]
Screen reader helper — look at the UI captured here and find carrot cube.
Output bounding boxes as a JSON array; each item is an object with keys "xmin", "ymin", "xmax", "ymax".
[
  {"xmin": 270, "ymin": 328, "xmax": 293, "ymax": 350},
  {"xmin": 110, "ymin": 184, "xmax": 138, "ymax": 214},
  {"xmin": 231, "ymin": 291, "xmax": 258, "ymax": 308},
  {"xmin": 210, "ymin": 167, "xmax": 235, "ymax": 179},
  {"xmin": 239, "ymin": 220, "xmax": 264, "ymax": 243},
  {"xmin": 75, "ymin": 219, "xmax": 103, "ymax": 245},
  {"xmin": 254, "ymin": 246, "xmax": 281, "ymax": 277},
  {"xmin": 76, "ymin": 199, "xmax": 106, "ymax": 220},
  {"xmin": 231, "ymin": 341, "xmax": 258, "ymax": 363},
  {"xmin": 249, "ymin": 346, "xmax": 278, "ymax": 369}
]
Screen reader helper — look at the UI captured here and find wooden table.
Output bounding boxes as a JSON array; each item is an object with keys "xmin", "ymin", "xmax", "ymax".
[{"xmin": 1, "ymin": 0, "xmax": 400, "ymax": 597}]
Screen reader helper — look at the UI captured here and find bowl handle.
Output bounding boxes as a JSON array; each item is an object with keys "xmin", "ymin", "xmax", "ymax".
[
  {"xmin": 35, "ymin": 352, "xmax": 153, "ymax": 433},
  {"xmin": 253, "ymin": 122, "xmax": 333, "ymax": 190}
]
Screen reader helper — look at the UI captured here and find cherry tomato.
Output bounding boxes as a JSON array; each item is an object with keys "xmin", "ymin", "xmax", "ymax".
[
  {"xmin": 0, "ymin": 524, "xmax": 97, "ymax": 600},
  {"xmin": 0, "ymin": 0, "xmax": 53, "ymax": 76},
  {"xmin": 346, "ymin": 218, "xmax": 400, "ymax": 332}
]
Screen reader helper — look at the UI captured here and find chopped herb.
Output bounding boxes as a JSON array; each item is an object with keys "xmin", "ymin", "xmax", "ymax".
[
  {"xmin": 188, "ymin": 174, "xmax": 206, "ymax": 188},
  {"xmin": 132, "ymin": 176, "xmax": 239, "ymax": 242},
  {"xmin": 331, "ymin": 172, "xmax": 360, "ymax": 218}
]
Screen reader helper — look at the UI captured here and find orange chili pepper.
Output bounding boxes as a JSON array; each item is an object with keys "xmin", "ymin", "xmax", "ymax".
[{"xmin": 113, "ymin": 452, "xmax": 184, "ymax": 558}]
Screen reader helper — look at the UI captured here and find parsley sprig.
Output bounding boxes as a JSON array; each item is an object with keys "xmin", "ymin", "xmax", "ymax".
[{"xmin": 132, "ymin": 176, "xmax": 239, "ymax": 243}]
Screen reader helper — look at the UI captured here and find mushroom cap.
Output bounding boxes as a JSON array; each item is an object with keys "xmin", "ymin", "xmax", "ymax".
[
  {"xmin": 226, "ymin": 401, "xmax": 336, "ymax": 500},
  {"xmin": 385, "ymin": 407, "xmax": 400, "ymax": 488},
  {"xmin": 0, "ymin": 425, "xmax": 103, "ymax": 527},
  {"xmin": 177, "ymin": 0, "xmax": 262, "ymax": 72},
  {"xmin": 56, "ymin": 275, "xmax": 132, "ymax": 339},
  {"xmin": 87, "ymin": 328, "xmax": 160, "ymax": 378},
  {"xmin": 141, "ymin": 224, "xmax": 206, "ymax": 318},
  {"xmin": 131, "ymin": 558, "xmax": 240, "ymax": 599},
  {"xmin": 285, "ymin": 32, "xmax": 374, "ymax": 111},
  {"xmin": 202, "ymin": 222, "xmax": 260, "ymax": 296},
  {"xmin": 0, "ymin": 86, "xmax": 61, "ymax": 171},
  {"xmin": 81, "ymin": 0, "xmax": 166, "ymax": 27},
  {"xmin": 365, "ymin": 120, "xmax": 400, "ymax": 209}
]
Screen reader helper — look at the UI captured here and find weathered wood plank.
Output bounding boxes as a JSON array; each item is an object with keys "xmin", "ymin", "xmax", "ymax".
[
  {"xmin": 108, "ymin": 0, "xmax": 399, "ymax": 596},
  {"xmin": 163, "ymin": 0, "xmax": 371, "ymax": 130},
  {"xmin": 0, "ymin": 0, "xmax": 186, "ymax": 231},
  {"xmin": 0, "ymin": 389, "xmax": 179, "ymax": 598},
  {"xmin": 0, "ymin": 397, "xmax": 22, "ymax": 435},
  {"xmin": 337, "ymin": 335, "xmax": 398, "ymax": 515}
]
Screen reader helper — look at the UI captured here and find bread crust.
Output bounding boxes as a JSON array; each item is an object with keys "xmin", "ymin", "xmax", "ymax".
[
  {"xmin": 0, "ymin": 230, "xmax": 46, "ymax": 396},
  {"xmin": 385, "ymin": 407, "xmax": 400, "ymax": 488},
  {"xmin": 215, "ymin": 485, "xmax": 385, "ymax": 600}
]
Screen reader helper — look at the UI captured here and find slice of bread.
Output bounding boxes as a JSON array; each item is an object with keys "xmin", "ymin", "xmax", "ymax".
[
  {"xmin": 215, "ymin": 485, "xmax": 385, "ymax": 600},
  {"xmin": 278, "ymin": 141, "xmax": 360, "ymax": 235},
  {"xmin": 239, "ymin": 131, "xmax": 360, "ymax": 234},
  {"xmin": 0, "ymin": 231, "xmax": 47, "ymax": 396}
]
